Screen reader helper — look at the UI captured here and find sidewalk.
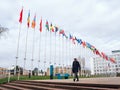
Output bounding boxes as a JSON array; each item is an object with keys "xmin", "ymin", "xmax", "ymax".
[{"xmin": 35, "ymin": 77, "xmax": 120, "ymax": 85}]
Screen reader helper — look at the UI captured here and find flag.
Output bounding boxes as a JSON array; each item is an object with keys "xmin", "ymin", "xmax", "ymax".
[
  {"xmin": 76, "ymin": 39, "xmax": 82, "ymax": 45},
  {"xmin": 90, "ymin": 45, "xmax": 95, "ymax": 51},
  {"xmin": 94, "ymin": 49, "xmax": 101, "ymax": 57},
  {"xmin": 101, "ymin": 52, "xmax": 106, "ymax": 59},
  {"xmin": 64, "ymin": 34, "xmax": 68, "ymax": 39},
  {"xmin": 31, "ymin": 14, "xmax": 36, "ymax": 28},
  {"xmin": 40, "ymin": 18, "xmax": 42, "ymax": 32},
  {"xmin": 82, "ymin": 41, "xmax": 86, "ymax": 48},
  {"xmin": 27, "ymin": 11, "xmax": 30, "ymax": 28},
  {"xmin": 50, "ymin": 23, "xmax": 54, "ymax": 32},
  {"xmin": 54, "ymin": 26, "xmax": 58, "ymax": 32},
  {"xmin": 19, "ymin": 8, "xmax": 23, "ymax": 23},
  {"xmin": 109, "ymin": 57, "xmax": 116, "ymax": 63},
  {"xmin": 105, "ymin": 55, "xmax": 108, "ymax": 60},
  {"xmin": 86, "ymin": 42, "xmax": 92, "ymax": 49},
  {"xmin": 101, "ymin": 52, "xmax": 108, "ymax": 60},
  {"xmin": 45, "ymin": 20, "xmax": 49, "ymax": 31},
  {"xmin": 69, "ymin": 34, "xmax": 72, "ymax": 39},
  {"xmin": 62, "ymin": 33, "xmax": 68, "ymax": 39},
  {"xmin": 72, "ymin": 36, "xmax": 76, "ymax": 44},
  {"xmin": 59, "ymin": 29, "xmax": 64, "ymax": 34}
]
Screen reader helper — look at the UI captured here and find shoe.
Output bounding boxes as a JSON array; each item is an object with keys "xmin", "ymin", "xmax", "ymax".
[
  {"xmin": 73, "ymin": 79, "xmax": 75, "ymax": 82},
  {"xmin": 76, "ymin": 80, "xmax": 79, "ymax": 82}
]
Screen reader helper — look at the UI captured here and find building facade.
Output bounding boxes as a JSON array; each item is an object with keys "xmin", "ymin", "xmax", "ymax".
[
  {"xmin": 46, "ymin": 66, "xmax": 72, "ymax": 76},
  {"xmin": 0, "ymin": 67, "xmax": 8, "ymax": 78},
  {"xmin": 91, "ymin": 51, "xmax": 120, "ymax": 76}
]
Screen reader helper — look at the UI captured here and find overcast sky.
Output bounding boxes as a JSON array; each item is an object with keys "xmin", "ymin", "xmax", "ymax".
[{"xmin": 0, "ymin": 0, "xmax": 120, "ymax": 70}]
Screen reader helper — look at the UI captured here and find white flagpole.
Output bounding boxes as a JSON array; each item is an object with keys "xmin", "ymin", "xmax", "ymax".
[
  {"xmin": 80, "ymin": 43, "xmax": 84, "ymax": 76},
  {"xmin": 54, "ymin": 32, "xmax": 57, "ymax": 74},
  {"xmin": 70, "ymin": 38, "xmax": 73, "ymax": 76},
  {"xmin": 62, "ymin": 35, "xmax": 64, "ymax": 74},
  {"xmin": 38, "ymin": 32, "xmax": 41, "ymax": 75},
  {"xmin": 23, "ymin": 27, "xmax": 29, "ymax": 75},
  {"xmin": 68, "ymin": 37, "xmax": 70, "ymax": 74},
  {"xmin": 15, "ymin": 24, "xmax": 22, "ymax": 79},
  {"xmin": 31, "ymin": 28, "xmax": 35, "ymax": 76},
  {"xmin": 59, "ymin": 34, "xmax": 61, "ymax": 73},
  {"xmin": 44, "ymin": 29, "xmax": 47, "ymax": 76},
  {"xmin": 8, "ymin": 66, "xmax": 11, "ymax": 83},
  {"xmin": 49, "ymin": 31, "xmax": 52, "ymax": 65},
  {"xmin": 65, "ymin": 38, "xmax": 69, "ymax": 73}
]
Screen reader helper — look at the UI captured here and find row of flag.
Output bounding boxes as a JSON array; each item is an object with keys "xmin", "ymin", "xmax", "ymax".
[{"xmin": 19, "ymin": 8, "xmax": 116, "ymax": 63}]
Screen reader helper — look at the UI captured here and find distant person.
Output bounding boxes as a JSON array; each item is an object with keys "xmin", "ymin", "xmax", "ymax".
[{"xmin": 72, "ymin": 58, "xmax": 81, "ymax": 82}]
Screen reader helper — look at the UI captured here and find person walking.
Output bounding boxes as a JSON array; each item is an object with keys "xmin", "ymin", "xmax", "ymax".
[{"xmin": 72, "ymin": 58, "xmax": 81, "ymax": 82}]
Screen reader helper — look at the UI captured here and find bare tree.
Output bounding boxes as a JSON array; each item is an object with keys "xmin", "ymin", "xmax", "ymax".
[{"xmin": 0, "ymin": 25, "xmax": 8, "ymax": 37}]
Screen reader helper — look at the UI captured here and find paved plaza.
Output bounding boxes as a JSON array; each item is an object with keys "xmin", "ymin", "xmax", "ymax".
[{"xmin": 36, "ymin": 77, "xmax": 120, "ymax": 85}]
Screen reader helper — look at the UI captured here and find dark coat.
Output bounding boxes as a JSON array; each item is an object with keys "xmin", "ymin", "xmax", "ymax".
[{"xmin": 72, "ymin": 60, "xmax": 81, "ymax": 73}]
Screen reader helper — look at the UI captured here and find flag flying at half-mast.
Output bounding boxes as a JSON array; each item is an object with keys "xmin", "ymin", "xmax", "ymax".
[
  {"xmin": 19, "ymin": 8, "xmax": 23, "ymax": 23},
  {"xmin": 55, "ymin": 26, "xmax": 58, "ymax": 32},
  {"xmin": 27, "ymin": 10, "xmax": 30, "ymax": 28},
  {"xmin": 45, "ymin": 20, "xmax": 49, "ymax": 31},
  {"xmin": 40, "ymin": 18, "xmax": 42, "ymax": 32},
  {"xmin": 31, "ymin": 14, "xmax": 36, "ymax": 28},
  {"xmin": 50, "ymin": 23, "xmax": 54, "ymax": 32},
  {"xmin": 109, "ymin": 57, "xmax": 116, "ymax": 63},
  {"xmin": 59, "ymin": 29, "xmax": 64, "ymax": 34},
  {"xmin": 18, "ymin": 9, "xmax": 116, "ymax": 64}
]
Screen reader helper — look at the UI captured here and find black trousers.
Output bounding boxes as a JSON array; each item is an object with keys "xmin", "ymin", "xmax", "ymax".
[{"xmin": 73, "ymin": 72, "xmax": 79, "ymax": 81}]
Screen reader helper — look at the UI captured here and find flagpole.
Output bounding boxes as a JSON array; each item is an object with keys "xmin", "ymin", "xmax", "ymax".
[
  {"xmin": 54, "ymin": 32, "xmax": 56, "ymax": 75},
  {"xmin": 31, "ymin": 28, "xmax": 35, "ymax": 76},
  {"xmin": 66, "ymin": 37, "xmax": 68, "ymax": 73},
  {"xmin": 49, "ymin": 31, "xmax": 52, "ymax": 65},
  {"xmin": 59, "ymin": 34, "xmax": 61, "ymax": 73},
  {"xmin": 8, "ymin": 67, "xmax": 11, "ymax": 83},
  {"xmin": 23, "ymin": 27, "xmax": 29, "ymax": 75},
  {"xmin": 62, "ymin": 35, "xmax": 64, "ymax": 74},
  {"xmin": 70, "ymin": 38, "xmax": 73, "ymax": 76},
  {"xmin": 38, "ymin": 32, "xmax": 41, "ymax": 75},
  {"xmin": 15, "ymin": 24, "xmax": 21, "ymax": 78},
  {"xmin": 44, "ymin": 28, "xmax": 47, "ymax": 76}
]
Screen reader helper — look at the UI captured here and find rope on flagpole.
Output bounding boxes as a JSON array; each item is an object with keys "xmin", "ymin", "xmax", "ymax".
[
  {"xmin": 23, "ymin": 27, "xmax": 29, "ymax": 75},
  {"xmin": 31, "ymin": 28, "xmax": 35, "ymax": 76}
]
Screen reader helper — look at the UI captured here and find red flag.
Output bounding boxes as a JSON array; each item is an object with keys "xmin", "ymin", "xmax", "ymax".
[
  {"xmin": 93, "ymin": 49, "xmax": 101, "ymax": 57},
  {"xmin": 72, "ymin": 37, "xmax": 76, "ymax": 44},
  {"xmin": 101, "ymin": 52, "xmax": 106, "ymax": 59},
  {"xmin": 59, "ymin": 29, "xmax": 64, "ymax": 34},
  {"xmin": 82, "ymin": 41, "xmax": 86, "ymax": 48},
  {"xmin": 19, "ymin": 8, "xmax": 23, "ymax": 23},
  {"xmin": 101, "ymin": 52, "xmax": 108, "ymax": 60},
  {"xmin": 109, "ymin": 57, "xmax": 116, "ymax": 63},
  {"xmin": 40, "ymin": 19, "xmax": 42, "ymax": 32}
]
